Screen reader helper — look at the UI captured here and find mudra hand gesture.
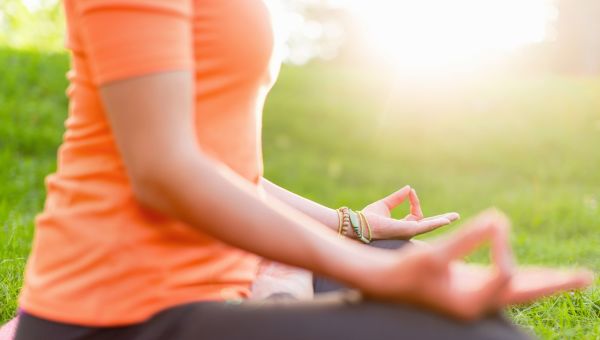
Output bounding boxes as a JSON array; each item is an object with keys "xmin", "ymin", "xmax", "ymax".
[
  {"xmin": 361, "ymin": 185, "xmax": 460, "ymax": 239},
  {"xmin": 361, "ymin": 209, "xmax": 594, "ymax": 320}
]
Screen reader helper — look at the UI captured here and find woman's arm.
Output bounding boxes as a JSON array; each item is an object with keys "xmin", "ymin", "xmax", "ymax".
[
  {"xmin": 101, "ymin": 72, "xmax": 593, "ymax": 320},
  {"xmin": 101, "ymin": 71, "xmax": 384, "ymax": 288},
  {"xmin": 260, "ymin": 178, "xmax": 339, "ymax": 230},
  {"xmin": 261, "ymin": 178, "xmax": 460, "ymax": 239}
]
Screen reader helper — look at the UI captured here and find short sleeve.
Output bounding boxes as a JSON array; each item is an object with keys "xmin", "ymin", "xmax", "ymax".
[{"xmin": 75, "ymin": 0, "xmax": 194, "ymax": 85}]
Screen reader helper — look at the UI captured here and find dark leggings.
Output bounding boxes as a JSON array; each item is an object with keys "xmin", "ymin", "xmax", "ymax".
[{"xmin": 15, "ymin": 240, "xmax": 533, "ymax": 340}]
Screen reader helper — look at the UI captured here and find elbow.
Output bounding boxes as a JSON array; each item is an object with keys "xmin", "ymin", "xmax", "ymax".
[
  {"xmin": 131, "ymin": 170, "xmax": 166, "ymax": 212},
  {"xmin": 124, "ymin": 147, "xmax": 223, "ymax": 215},
  {"xmin": 128, "ymin": 164, "xmax": 175, "ymax": 213},
  {"xmin": 125, "ymin": 148, "xmax": 206, "ymax": 214}
]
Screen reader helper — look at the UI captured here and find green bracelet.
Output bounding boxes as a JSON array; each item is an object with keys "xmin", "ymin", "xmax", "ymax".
[
  {"xmin": 348, "ymin": 209, "xmax": 369, "ymax": 243},
  {"xmin": 347, "ymin": 209, "xmax": 362, "ymax": 238}
]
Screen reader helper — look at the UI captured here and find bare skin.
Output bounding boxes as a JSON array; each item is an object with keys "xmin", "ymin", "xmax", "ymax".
[
  {"xmin": 98, "ymin": 71, "xmax": 594, "ymax": 320},
  {"xmin": 261, "ymin": 179, "xmax": 459, "ymax": 239},
  {"xmin": 253, "ymin": 183, "xmax": 456, "ymax": 299}
]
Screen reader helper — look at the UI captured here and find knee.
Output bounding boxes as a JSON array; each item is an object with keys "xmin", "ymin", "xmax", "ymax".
[{"xmin": 466, "ymin": 314, "xmax": 533, "ymax": 340}]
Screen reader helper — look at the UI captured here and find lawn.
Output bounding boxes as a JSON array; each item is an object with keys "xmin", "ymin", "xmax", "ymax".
[{"xmin": 1, "ymin": 48, "xmax": 599, "ymax": 339}]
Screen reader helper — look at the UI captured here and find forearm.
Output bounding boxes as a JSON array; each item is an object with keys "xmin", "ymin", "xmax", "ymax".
[
  {"xmin": 136, "ymin": 148, "xmax": 388, "ymax": 289},
  {"xmin": 260, "ymin": 177, "xmax": 339, "ymax": 231},
  {"xmin": 99, "ymin": 72, "xmax": 390, "ymax": 292}
]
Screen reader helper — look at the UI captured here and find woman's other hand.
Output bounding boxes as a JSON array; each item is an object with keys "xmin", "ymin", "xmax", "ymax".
[
  {"xmin": 362, "ymin": 185, "xmax": 460, "ymax": 239},
  {"xmin": 360, "ymin": 209, "xmax": 594, "ymax": 320}
]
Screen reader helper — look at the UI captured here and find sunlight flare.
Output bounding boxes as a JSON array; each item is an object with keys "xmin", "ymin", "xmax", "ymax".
[{"xmin": 342, "ymin": 0, "xmax": 557, "ymax": 72}]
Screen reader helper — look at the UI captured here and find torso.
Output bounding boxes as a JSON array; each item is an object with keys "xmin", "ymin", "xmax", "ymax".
[{"xmin": 19, "ymin": 0, "xmax": 281, "ymax": 326}]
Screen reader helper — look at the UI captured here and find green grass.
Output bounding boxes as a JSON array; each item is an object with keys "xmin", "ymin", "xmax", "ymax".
[
  {"xmin": 0, "ymin": 48, "xmax": 68, "ymax": 322},
  {"xmin": 1, "ymin": 48, "xmax": 599, "ymax": 338}
]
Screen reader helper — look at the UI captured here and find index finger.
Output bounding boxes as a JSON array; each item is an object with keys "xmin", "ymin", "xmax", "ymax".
[
  {"xmin": 381, "ymin": 185, "xmax": 412, "ymax": 210},
  {"xmin": 436, "ymin": 210, "xmax": 514, "ymax": 274},
  {"xmin": 409, "ymin": 189, "xmax": 424, "ymax": 220},
  {"xmin": 499, "ymin": 268, "xmax": 594, "ymax": 306}
]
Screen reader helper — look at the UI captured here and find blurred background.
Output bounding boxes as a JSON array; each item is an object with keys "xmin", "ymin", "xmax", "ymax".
[
  {"xmin": 1, "ymin": 0, "xmax": 599, "ymax": 338},
  {"xmin": 4, "ymin": 0, "xmax": 600, "ymax": 73}
]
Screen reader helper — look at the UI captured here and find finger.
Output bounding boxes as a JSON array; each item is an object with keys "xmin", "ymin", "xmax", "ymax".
[
  {"xmin": 381, "ymin": 185, "xmax": 412, "ymax": 210},
  {"xmin": 406, "ymin": 213, "xmax": 458, "ymax": 223},
  {"xmin": 500, "ymin": 268, "xmax": 594, "ymax": 306},
  {"xmin": 437, "ymin": 216, "xmax": 496, "ymax": 260},
  {"xmin": 452, "ymin": 267, "xmax": 511, "ymax": 320},
  {"xmin": 422, "ymin": 212, "xmax": 460, "ymax": 222},
  {"xmin": 472, "ymin": 268, "xmax": 512, "ymax": 317},
  {"xmin": 410, "ymin": 217, "xmax": 452, "ymax": 236},
  {"xmin": 409, "ymin": 189, "xmax": 424, "ymax": 219},
  {"xmin": 436, "ymin": 210, "xmax": 513, "ymax": 272},
  {"xmin": 378, "ymin": 217, "xmax": 449, "ymax": 239},
  {"xmin": 437, "ymin": 263, "xmax": 509, "ymax": 320},
  {"xmin": 404, "ymin": 213, "xmax": 419, "ymax": 221},
  {"xmin": 490, "ymin": 211, "xmax": 514, "ymax": 275}
]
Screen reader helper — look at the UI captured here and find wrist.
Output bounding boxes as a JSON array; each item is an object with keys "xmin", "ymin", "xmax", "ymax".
[
  {"xmin": 328, "ymin": 207, "xmax": 341, "ymax": 231},
  {"xmin": 333, "ymin": 244, "xmax": 399, "ymax": 292},
  {"xmin": 336, "ymin": 207, "xmax": 371, "ymax": 242}
]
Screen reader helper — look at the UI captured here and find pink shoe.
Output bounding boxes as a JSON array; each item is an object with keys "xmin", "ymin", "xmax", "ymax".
[{"xmin": 0, "ymin": 317, "xmax": 19, "ymax": 340}]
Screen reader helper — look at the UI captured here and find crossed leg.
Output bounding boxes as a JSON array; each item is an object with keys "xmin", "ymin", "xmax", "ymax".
[{"xmin": 14, "ymin": 239, "xmax": 533, "ymax": 340}]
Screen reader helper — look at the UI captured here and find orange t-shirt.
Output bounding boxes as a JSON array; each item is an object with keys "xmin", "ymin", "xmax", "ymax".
[{"xmin": 20, "ymin": 0, "xmax": 280, "ymax": 326}]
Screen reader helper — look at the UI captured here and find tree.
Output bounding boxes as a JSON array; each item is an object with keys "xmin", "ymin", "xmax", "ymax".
[{"xmin": 0, "ymin": 0, "xmax": 64, "ymax": 51}]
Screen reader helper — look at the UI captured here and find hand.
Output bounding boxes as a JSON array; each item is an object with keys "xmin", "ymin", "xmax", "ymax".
[
  {"xmin": 361, "ymin": 185, "xmax": 460, "ymax": 239},
  {"xmin": 250, "ymin": 260, "xmax": 314, "ymax": 300},
  {"xmin": 447, "ymin": 262, "xmax": 593, "ymax": 307},
  {"xmin": 361, "ymin": 209, "xmax": 594, "ymax": 320}
]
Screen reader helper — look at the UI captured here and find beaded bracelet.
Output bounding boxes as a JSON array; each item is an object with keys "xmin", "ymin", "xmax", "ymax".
[
  {"xmin": 337, "ymin": 207, "xmax": 351, "ymax": 238},
  {"xmin": 336, "ymin": 207, "xmax": 371, "ymax": 244}
]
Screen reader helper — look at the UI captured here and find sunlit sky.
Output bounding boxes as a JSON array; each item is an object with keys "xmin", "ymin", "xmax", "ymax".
[{"xmin": 336, "ymin": 0, "xmax": 557, "ymax": 72}]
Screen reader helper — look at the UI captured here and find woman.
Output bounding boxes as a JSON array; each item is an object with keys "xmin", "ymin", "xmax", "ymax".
[{"xmin": 7, "ymin": 0, "xmax": 592, "ymax": 339}]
